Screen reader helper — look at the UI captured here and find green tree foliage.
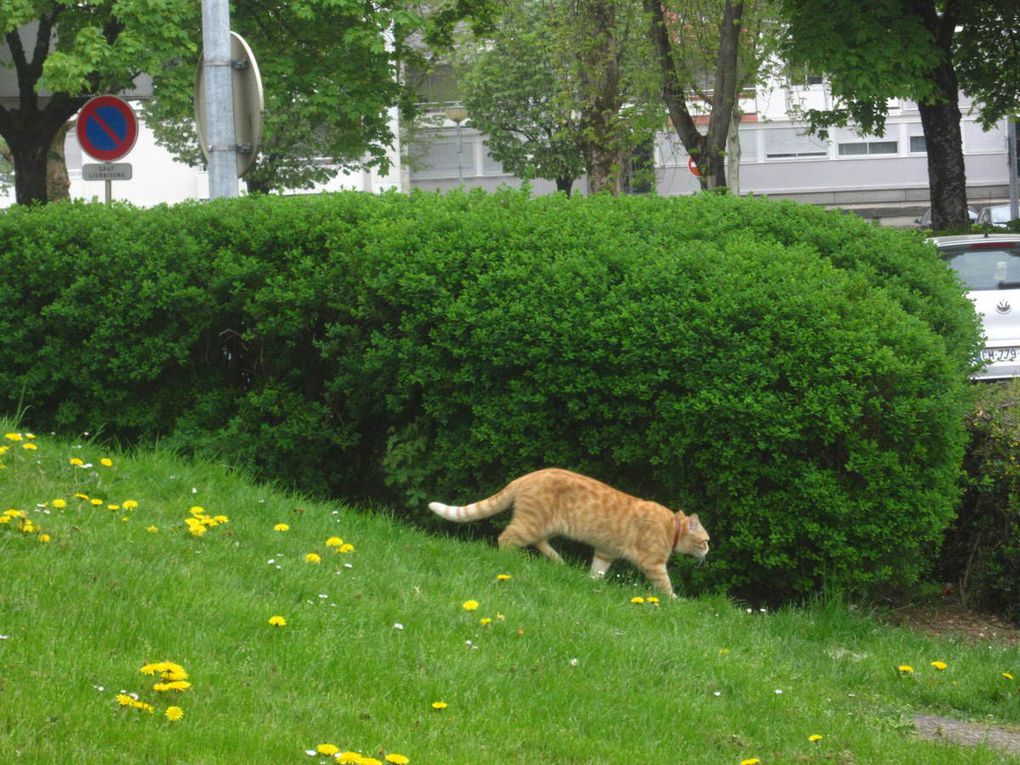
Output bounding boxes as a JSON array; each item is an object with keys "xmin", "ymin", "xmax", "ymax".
[
  {"xmin": 0, "ymin": 0, "xmax": 195, "ymax": 204},
  {"xmin": 781, "ymin": 0, "xmax": 1020, "ymax": 230},
  {"xmin": 0, "ymin": 191, "xmax": 980, "ymax": 601},
  {"xmin": 457, "ymin": 0, "xmax": 586, "ymax": 194},
  {"xmin": 457, "ymin": 0, "xmax": 662, "ymax": 194},
  {"xmin": 144, "ymin": 0, "xmax": 424, "ymax": 194}
]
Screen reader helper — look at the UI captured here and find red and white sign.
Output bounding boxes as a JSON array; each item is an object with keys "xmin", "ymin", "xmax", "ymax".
[
  {"xmin": 76, "ymin": 95, "xmax": 138, "ymax": 162},
  {"xmin": 688, "ymin": 156, "xmax": 701, "ymax": 177}
]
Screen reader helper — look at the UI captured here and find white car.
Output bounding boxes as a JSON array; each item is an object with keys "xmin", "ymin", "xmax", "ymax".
[
  {"xmin": 934, "ymin": 234, "xmax": 1020, "ymax": 379},
  {"xmin": 976, "ymin": 204, "xmax": 1016, "ymax": 228}
]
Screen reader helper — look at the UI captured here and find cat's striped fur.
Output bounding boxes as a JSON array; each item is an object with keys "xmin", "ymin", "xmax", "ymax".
[{"xmin": 429, "ymin": 468, "xmax": 709, "ymax": 597}]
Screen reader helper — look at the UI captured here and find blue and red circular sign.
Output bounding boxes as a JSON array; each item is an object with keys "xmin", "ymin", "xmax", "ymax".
[{"xmin": 76, "ymin": 95, "xmax": 138, "ymax": 162}]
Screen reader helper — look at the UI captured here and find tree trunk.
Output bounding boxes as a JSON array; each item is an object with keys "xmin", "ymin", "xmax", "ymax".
[
  {"xmin": 644, "ymin": 0, "xmax": 743, "ymax": 191},
  {"xmin": 556, "ymin": 176, "xmax": 575, "ymax": 195},
  {"xmin": 726, "ymin": 104, "xmax": 742, "ymax": 194},
  {"xmin": 577, "ymin": 0, "xmax": 623, "ymax": 195},
  {"xmin": 9, "ymin": 133, "xmax": 51, "ymax": 205},
  {"xmin": 47, "ymin": 122, "xmax": 71, "ymax": 202},
  {"xmin": 701, "ymin": 0, "xmax": 743, "ymax": 190},
  {"xmin": 920, "ymin": 99, "xmax": 969, "ymax": 230},
  {"xmin": 915, "ymin": 1, "xmax": 969, "ymax": 230}
]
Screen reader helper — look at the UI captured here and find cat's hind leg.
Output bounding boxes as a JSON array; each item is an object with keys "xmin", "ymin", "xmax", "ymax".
[
  {"xmin": 534, "ymin": 539, "xmax": 564, "ymax": 564},
  {"xmin": 498, "ymin": 525, "xmax": 564, "ymax": 563},
  {"xmin": 590, "ymin": 552, "xmax": 614, "ymax": 579}
]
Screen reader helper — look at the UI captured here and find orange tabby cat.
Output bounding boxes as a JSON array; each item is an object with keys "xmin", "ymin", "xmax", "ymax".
[{"xmin": 428, "ymin": 468, "xmax": 709, "ymax": 597}]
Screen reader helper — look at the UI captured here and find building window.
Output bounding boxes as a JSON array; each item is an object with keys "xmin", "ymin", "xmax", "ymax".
[
  {"xmin": 909, "ymin": 135, "xmax": 927, "ymax": 153},
  {"xmin": 837, "ymin": 140, "xmax": 897, "ymax": 156},
  {"xmin": 763, "ymin": 128, "xmax": 828, "ymax": 159},
  {"xmin": 786, "ymin": 63, "xmax": 824, "ymax": 86}
]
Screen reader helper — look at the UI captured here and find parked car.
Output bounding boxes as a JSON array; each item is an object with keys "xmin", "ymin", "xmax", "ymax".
[
  {"xmin": 915, "ymin": 206, "xmax": 978, "ymax": 228},
  {"xmin": 934, "ymin": 234, "xmax": 1020, "ymax": 379},
  {"xmin": 976, "ymin": 204, "xmax": 1017, "ymax": 228}
]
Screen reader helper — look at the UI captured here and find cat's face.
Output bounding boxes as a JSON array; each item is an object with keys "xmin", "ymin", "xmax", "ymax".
[{"xmin": 676, "ymin": 514, "xmax": 710, "ymax": 563}]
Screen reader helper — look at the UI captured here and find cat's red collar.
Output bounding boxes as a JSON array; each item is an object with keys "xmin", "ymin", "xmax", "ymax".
[{"xmin": 672, "ymin": 515, "xmax": 682, "ymax": 549}]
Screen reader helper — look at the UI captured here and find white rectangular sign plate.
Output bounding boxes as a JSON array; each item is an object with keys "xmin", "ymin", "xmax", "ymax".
[{"xmin": 83, "ymin": 163, "xmax": 133, "ymax": 181}]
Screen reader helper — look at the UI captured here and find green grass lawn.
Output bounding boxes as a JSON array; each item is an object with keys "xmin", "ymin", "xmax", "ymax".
[{"xmin": 1, "ymin": 420, "xmax": 1018, "ymax": 764}]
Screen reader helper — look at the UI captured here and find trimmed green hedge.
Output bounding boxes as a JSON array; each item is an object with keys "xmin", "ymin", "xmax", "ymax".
[
  {"xmin": 0, "ymin": 190, "xmax": 981, "ymax": 601},
  {"xmin": 938, "ymin": 380, "xmax": 1020, "ymax": 623}
]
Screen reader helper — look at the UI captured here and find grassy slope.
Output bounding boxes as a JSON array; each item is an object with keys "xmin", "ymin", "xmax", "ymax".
[{"xmin": 1, "ymin": 422, "xmax": 1018, "ymax": 764}]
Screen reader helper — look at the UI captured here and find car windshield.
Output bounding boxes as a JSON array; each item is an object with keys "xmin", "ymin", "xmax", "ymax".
[
  {"xmin": 990, "ymin": 207, "xmax": 1012, "ymax": 224},
  {"xmin": 942, "ymin": 242, "xmax": 1020, "ymax": 290}
]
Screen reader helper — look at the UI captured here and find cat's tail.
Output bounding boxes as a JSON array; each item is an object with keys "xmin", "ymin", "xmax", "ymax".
[{"xmin": 428, "ymin": 483, "xmax": 515, "ymax": 522}]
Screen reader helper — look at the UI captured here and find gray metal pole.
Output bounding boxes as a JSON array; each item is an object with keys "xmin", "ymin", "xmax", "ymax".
[
  {"xmin": 201, "ymin": 0, "xmax": 237, "ymax": 198},
  {"xmin": 1008, "ymin": 116, "xmax": 1019, "ymax": 222}
]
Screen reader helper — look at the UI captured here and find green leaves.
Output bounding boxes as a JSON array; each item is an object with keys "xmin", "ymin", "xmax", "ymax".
[{"xmin": 0, "ymin": 191, "xmax": 980, "ymax": 603}]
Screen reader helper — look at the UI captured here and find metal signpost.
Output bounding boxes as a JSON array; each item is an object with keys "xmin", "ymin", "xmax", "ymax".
[
  {"xmin": 76, "ymin": 95, "xmax": 139, "ymax": 202},
  {"xmin": 1008, "ymin": 116, "xmax": 1018, "ymax": 223}
]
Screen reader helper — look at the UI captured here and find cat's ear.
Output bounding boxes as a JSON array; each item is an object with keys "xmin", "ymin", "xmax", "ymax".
[{"xmin": 688, "ymin": 514, "xmax": 701, "ymax": 531}]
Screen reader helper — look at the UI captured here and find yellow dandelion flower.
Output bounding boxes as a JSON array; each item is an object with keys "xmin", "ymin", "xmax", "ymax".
[
  {"xmin": 146, "ymin": 525, "xmax": 159, "ymax": 533},
  {"xmin": 165, "ymin": 706, "xmax": 184, "ymax": 722},
  {"xmin": 38, "ymin": 534, "xmax": 51, "ymax": 543},
  {"xmin": 361, "ymin": 758, "xmax": 382, "ymax": 765},
  {"xmin": 213, "ymin": 514, "xmax": 229, "ymax": 523},
  {"xmin": 1003, "ymin": 672, "xmax": 1014, "ymax": 681},
  {"xmin": 808, "ymin": 734, "xmax": 823, "ymax": 742},
  {"xmin": 630, "ymin": 596, "xmax": 645, "ymax": 604},
  {"xmin": 337, "ymin": 754, "xmax": 364, "ymax": 765},
  {"xmin": 188, "ymin": 524, "xmax": 207, "ymax": 537},
  {"xmin": 326, "ymin": 536, "xmax": 344, "ymax": 547},
  {"xmin": 480, "ymin": 617, "xmax": 492, "ymax": 626},
  {"xmin": 153, "ymin": 680, "xmax": 191, "ymax": 692},
  {"xmin": 122, "ymin": 500, "xmax": 138, "ymax": 510},
  {"xmin": 305, "ymin": 552, "xmax": 322, "ymax": 564},
  {"xmin": 898, "ymin": 665, "xmax": 914, "ymax": 674},
  {"xmin": 107, "ymin": 504, "xmax": 120, "ymax": 511},
  {"xmin": 385, "ymin": 755, "xmax": 410, "ymax": 765},
  {"xmin": 0, "ymin": 517, "xmax": 9, "ymax": 525},
  {"xmin": 69, "ymin": 457, "xmax": 84, "ymax": 466},
  {"xmin": 268, "ymin": 615, "xmax": 287, "ymax": 627},
  {"xmin": 140, "ymin": 662, "xmax": 168, "ymax": 676},
  {"xmin": 930, "ymin": 660, "xmax": 948, "ymax": 671},
  {"xmin": 647, "ymin": 596, "xmax": 660, "ymax": 604},
  {"xmin": 431, "ymin": 701, "xmax": 448, "ymax": 710},
  {"xmin": 51, "ymin": 499, "xmax": 66, "ymax": 509},
  {"xmin": 100, "ymin": 458, "xmax": 113, "ymax": 467},
  {"xmin": 21, "ymin": 443, "xmax": 37, "ymax": 451},
  {"xmin": 317, "ymin": 744, "xmax": 340, "ymax": 756},
  {"xmin": 189, "ymin": 506, "xmax": 205, "ymax": 516},
  {"xmin": 339, "ymin": 543, "xmax": 355, "ymax": 553},
  {"xmin": 740, "ymin": 759, "xmax": 761, "ymax": 765},
  {"xmin": 90, "ymin": 498, "xmax": 103, "ymax": 506},
  {"xmin": 462, "ymin": 600, "xmax": 479, "ymax": 611},
  {"xmin": 116, "ymin": 693, "xmax": 135, "ymax": 706},
  {"xmin": 4, "ymin": 432, "xmax": 23, "ymax": 441},
  {"xmin": 74, "ymin": 492, "xmax": 89, "ymax": 500},
  {"xmin": 496, "ymin": 573, "xmax": 512, "ymax": 581},
  {"xmin": 274, "ymin": 523, "xmax": 290, "ymax": 532}
]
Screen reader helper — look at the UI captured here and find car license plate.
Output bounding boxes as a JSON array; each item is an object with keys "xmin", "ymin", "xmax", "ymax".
[{"xmin": 980, "ymin": 347, "xmax": 1020, "ymax": 363}]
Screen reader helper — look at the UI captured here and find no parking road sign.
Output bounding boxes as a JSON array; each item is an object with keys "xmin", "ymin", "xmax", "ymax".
[{"xmin": 76, "ymin": 95, "xmax": 138, "ymax": 162}]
